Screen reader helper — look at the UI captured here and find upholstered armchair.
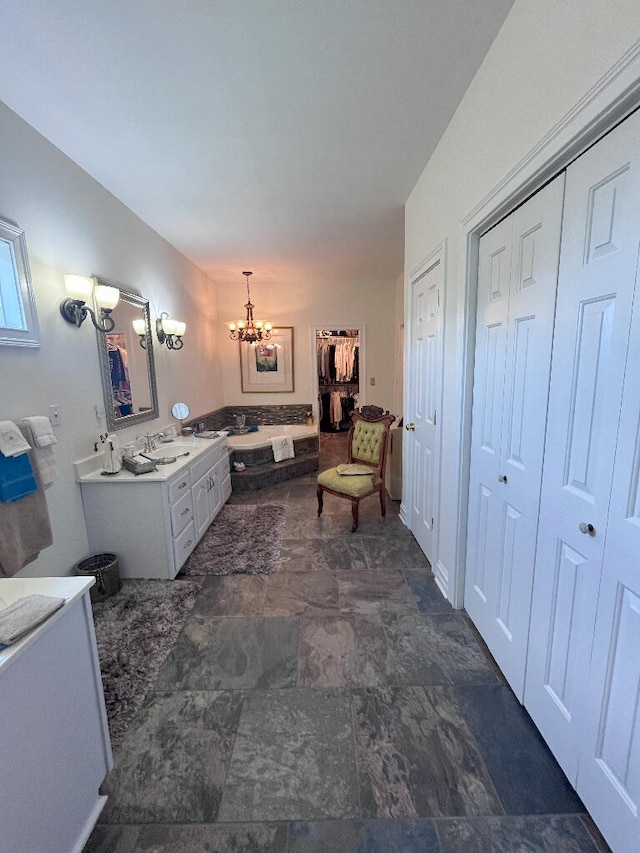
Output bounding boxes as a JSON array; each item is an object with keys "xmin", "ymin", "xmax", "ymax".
[{"xmin": 316, "ymin": 405, "xmax": 396, "ymax": 532}]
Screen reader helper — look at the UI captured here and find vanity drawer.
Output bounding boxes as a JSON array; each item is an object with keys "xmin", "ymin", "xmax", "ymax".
[
  {"xmin": 168, "ymin": 470, "xmax": 191, "ymax": 504},
  {"xmin": 173, "ymin": 519, "xmax": 196, "ymax": 570},
  {"xmin": 170, "ymin": 489, "xmax": 193, "ymax": 536}
]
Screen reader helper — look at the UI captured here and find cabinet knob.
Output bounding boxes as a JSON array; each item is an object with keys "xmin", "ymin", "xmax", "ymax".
[
  {"xmin": 405, "ymin": 422, "xmax": 416, "ymax": 431},
  {"xmin": 498, "ymin": 474, "xmax": 508, "ymax": 484},
  {"xmin": 579, "ymin": 522, "xmax": 596, "ymax": 537}
]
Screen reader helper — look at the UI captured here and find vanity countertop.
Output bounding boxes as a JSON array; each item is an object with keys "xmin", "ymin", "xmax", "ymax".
[
  {"xmin": 0, "ymin": 576, "xmax": 94, "ymax": 670},
  {"xmin": 75, "ymin": 434, "xmax": 229, "ymax": 484}
]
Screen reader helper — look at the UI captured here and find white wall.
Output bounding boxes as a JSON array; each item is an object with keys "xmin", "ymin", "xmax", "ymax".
[
  {"xmin": 0, "ymin": 102, "xmax": 224, "ymax": 577},
  {"xmin": 405, "ymin": 0, "xmax": 640, "ymax": 600},
  {"xmin": 216, "ymin": 275, "xmax": 398, "ymax": 420}
]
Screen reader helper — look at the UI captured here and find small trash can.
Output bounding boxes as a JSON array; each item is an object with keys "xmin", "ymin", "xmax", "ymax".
[{"xmin": 74, "ymin": 553, "xmax": 121, "ymax": 602}]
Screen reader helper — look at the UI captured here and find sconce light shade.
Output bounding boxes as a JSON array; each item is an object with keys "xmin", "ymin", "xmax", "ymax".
[
  {"xmin": 94, "ymin": 284, "xmax": 120, "ymax": 310},
  {"xmin": 156, "ymin": 311, "xmax": 186, "ymax": 350},
  {"xmin": 132, "ymin": 317, "xmax": 147, "ymax": 348},
  {"xmin": 60, "ymin": 275, "xmax": 119, "ymax": 333},
  {"xmin": 64, "ymin": 275, "xmax": 93, "ymax": 301}
]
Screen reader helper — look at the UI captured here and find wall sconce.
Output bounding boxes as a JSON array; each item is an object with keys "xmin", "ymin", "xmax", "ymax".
[
  {"xmin": 132, "ymin": 317, "xmax": 148, "ymax": 348},
  {"xmin": 60, "ymin": 275, "xmax": 120, "ymax": 333},
  {"xmin": 156, "ymin": 312, "xmax": 186, "ymax": 350}
]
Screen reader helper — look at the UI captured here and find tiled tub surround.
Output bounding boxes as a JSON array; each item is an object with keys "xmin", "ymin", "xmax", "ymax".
[
  {"xmin": 186, "ymin": 404, "xmax": 312, "ymax": 432},
  {"xmin": 228, "ymin": 426, "xmax": 319, "ymax": 493}
]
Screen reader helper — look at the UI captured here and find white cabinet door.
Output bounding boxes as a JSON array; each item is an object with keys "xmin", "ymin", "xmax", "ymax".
[
  {"xmin": 407, "ymin": 250, "xmax": 443, "ymax": 565},
  {"xmin": 192, "ymin": 465, "xmax": 215, "ymax": 541},
  {"xmin": 465, "ymin": 175, "xmax": 564, "ymax": 699},
  {"xmin": 525, "ymin": 109, "xmax": 640, "ymax": 787}
]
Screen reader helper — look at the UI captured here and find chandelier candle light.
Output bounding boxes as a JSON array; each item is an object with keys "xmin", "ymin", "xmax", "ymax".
[{"xmin": 228, "ymin": 271, "xmax": 273, "ymax": 344}]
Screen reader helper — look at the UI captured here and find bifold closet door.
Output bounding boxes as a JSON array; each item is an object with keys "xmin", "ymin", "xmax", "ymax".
[
  {"xmin": 524, "ymin": 108, "xmax": 640, "ymax": 805},
  {"xmin": 579, "ymin": 254, "xmax": 640, "ymax": 853},
  {"xmin": 464, "ymin": 175, "xmax": 564, "ymax": 700}
]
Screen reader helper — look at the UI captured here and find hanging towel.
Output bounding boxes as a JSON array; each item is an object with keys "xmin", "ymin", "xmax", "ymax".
[
  {"xmin": 19, "ymin": 420, "xmax": 58, "ymax": 487},
  {"xmin": 0, "ymin": 451, "xmax": 38, "ymax": 503},
  {"xmin": 21, "ymin": 416, "xmax": 57, "ymax": 448},
  {"xmin": 0, "ymin": 594, "xmax": 65, "ymax": 649},
  {"xmin": 0, "ymin": 457, "xmax": 53, "ymax": 577},
  {"xmin": 271, "ymin": 435, "xmax": 295, "ymax": 463},
  {"xmin": 0, "ymin": 421, "xmax": 31, "ymax": 457}
]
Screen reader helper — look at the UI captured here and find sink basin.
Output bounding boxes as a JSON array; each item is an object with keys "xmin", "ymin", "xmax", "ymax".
[{"xmin": 141, "ymin": 444, "xmax": 193, "ymax": 462}]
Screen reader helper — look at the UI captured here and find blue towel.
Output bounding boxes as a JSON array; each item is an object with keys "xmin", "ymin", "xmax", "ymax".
[{"xmin": 0, "ymin": 450, "xmax": 38, "ymax": 503}]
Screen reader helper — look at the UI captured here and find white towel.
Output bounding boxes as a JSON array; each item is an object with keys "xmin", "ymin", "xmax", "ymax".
[
  {"xmin": 19, "ymin": 420, "xmax": 58, "ymax": 487},
  {"xmin": 21, "ymin": 416, "xmax": 57, "ymax": 448},
  {"xmin": 271, "ymin": 435, "xmax": 295, "ymax": 463},
  {"xmin": 0, "ymin": 421, "xmax": 31, "ymax": 458},
  {"xmin": 0, "ymin": 594, "xmax": 65, "ymax": 647}
]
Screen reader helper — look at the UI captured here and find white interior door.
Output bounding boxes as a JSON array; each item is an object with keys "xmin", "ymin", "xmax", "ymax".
[
  {"xmin": 465, "ymin": 176, "xmax": 564, "ymax": 700},
  {"xmin": 524, "ymin": 109, "xmax": 640, "ymax": 785},
  {"xmin": 578, "ymin": 259, "xmax": 640, "ymax": 853},
  {"xmin": 407, "ymin": 253, "xmax": 442, "ymax": 564}
]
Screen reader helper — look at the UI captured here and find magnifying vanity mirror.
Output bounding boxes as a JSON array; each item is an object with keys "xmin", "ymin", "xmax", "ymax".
[{"xmin": 96, "ymin": 283, "xmax": 159, "ymax": 432}]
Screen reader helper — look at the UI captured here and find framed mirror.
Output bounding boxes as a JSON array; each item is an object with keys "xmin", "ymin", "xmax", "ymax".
[
  {"xmin": 96, "ymin": 283, "xmax": 159, "ymax": 432},
  {"xmin": 0, "ymin": 218, "xmax": 40, "ymax": 347}
]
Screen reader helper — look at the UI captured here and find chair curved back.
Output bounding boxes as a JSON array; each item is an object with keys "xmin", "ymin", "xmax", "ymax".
[{"xmin": 348, "ymin": 408, "xmax": 395, "ymax": 475}]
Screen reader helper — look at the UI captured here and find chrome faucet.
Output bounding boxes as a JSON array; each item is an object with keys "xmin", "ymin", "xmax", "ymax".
[{"xmin": 143, "ymin": 432, "xmax": 165, "ymax": 452}]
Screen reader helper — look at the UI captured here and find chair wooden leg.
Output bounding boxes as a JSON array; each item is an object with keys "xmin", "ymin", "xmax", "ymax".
[
  {"xmin": 351, "ymin": 500, "xmax": 359, "ymax": 532},
  {"xmin": 317, "ymin": 485, "xmax": 324, "ymax": 517},
  {"xmin": 380, "ymin": 488, "xmax": 386, "ymax": 518}
]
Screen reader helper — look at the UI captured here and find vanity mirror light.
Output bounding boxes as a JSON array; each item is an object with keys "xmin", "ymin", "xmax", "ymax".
[{"xmin": 96, "ymin": 283, "xmax": 159, "ymax": 432}]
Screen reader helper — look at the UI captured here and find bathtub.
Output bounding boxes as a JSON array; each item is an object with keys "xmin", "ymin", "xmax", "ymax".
[
  {"xmin": 226, "ymin": 423, "xmax": 318, "ymax": 450},
  {"xmin": 226, "ymin": 424, "xmax": 320, "ymax": 491}
]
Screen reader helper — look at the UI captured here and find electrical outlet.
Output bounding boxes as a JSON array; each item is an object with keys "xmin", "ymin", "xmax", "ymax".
[
  {"xmin": 48, "ymin": 404, "xmax": 61, "ymax": 425},
  {"xmin": 370, "ymin": 377, "xmax": 376, "ymax": 386}
]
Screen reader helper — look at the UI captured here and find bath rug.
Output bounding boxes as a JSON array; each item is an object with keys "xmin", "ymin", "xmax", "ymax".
[
  {"xmin": 92, "ymin": 578, "xmax": 201, "ymax": 747},
  {"xmin": 180, "ymin": 503, "xmax": 286, "ymax": 576}
]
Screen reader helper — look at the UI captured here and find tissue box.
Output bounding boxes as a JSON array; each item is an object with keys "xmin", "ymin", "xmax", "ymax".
[{"xmin": 122, "ymin": 455, "xmax": 157, "ymax": 475}]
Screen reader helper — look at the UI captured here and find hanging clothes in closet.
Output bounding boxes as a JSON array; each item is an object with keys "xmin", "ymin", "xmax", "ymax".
[{"xmin": 317, "ymin": 330, "xmax": 360, "ymax": 431}]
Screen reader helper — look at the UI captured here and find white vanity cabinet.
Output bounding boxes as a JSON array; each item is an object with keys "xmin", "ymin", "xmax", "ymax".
[
  {"xmin": 0, "ymin": 577, "xmax": 112, "ymax": 853},
  {"xmin": 192, "ymin": 439, "xmax": 233, "ymax": 540},
  {"xmin": 79, "ymin": 436, "xmax": 230, "ymax": 579}
]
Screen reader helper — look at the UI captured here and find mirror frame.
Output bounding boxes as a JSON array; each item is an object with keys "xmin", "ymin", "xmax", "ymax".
[
  {"xmin": 96, "ymin": 283, "xmax": 159, "ymax": 432},
  {"xmin": 0, "ymin": 218, "xmax": 40, "ymax": 347}
]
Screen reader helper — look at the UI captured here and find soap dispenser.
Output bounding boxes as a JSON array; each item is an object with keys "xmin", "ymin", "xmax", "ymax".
[{"xmin": 102, "ymin": 433, "xmax": 123, "ymax": 475}]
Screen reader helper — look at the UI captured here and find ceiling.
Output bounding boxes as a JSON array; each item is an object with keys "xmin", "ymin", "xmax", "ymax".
[{"xmin": 0, "ymin": 1, "xmax": 514, "ymax": 284}]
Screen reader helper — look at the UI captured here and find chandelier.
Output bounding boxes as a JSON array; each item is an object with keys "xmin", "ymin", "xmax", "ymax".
[{"xmin": 228, "ymin": 271, "xmax": 273, "ymax": 344}]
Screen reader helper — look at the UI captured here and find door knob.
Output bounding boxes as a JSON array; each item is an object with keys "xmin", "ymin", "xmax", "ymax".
[
  {"xmin": 498, "ymin": 474, "xmax": 508, "ymax": 483},
  {"xmin": 579, "ymin": 522, "xmax": 596, "ymax": 537},
  {"xmin": 405, "ymin": 422, "xmax": 416, "ymax": 431}
]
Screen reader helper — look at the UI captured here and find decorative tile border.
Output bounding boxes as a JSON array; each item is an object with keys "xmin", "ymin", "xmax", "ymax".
[{"xmin": 187, "ymin": 404, "xmax": 312, "ymax": 431}]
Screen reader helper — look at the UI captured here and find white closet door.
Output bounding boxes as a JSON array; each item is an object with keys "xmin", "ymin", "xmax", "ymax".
[
  {"xmin": 465, "ymin": 176, "xmax": 564, "ymax": 699},
  {"xmin": 577, "ymin": 226, "xmax": 640, "ymax": 853},
  {"xmin": 524, "ymin": 109, "xmax": 640, "ymax": 785},
  {"xmin": 407, "ymin": 254, "xmax": 442, "ymax": 564}
]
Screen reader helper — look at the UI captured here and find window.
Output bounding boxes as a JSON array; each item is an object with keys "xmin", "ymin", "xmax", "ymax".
[{"xmin": 0, "ymin": 219, "xmax": 40, "ymax": 347}]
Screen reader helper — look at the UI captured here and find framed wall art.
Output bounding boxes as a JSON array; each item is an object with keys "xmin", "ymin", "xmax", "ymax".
[{"xmin": 240, "ymin": 326, "xmax": 294, "ymax": 393}]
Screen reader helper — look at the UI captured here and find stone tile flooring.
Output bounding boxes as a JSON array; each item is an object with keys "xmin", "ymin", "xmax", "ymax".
[{"xmin": 84, "ymin": 432, "xmax": 612, "ymax": 853}]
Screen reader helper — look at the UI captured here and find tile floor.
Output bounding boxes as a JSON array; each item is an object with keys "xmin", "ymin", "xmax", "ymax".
[{"xmin": 84, "ymin": 432, "xmax": 612, "ymax": 853}]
